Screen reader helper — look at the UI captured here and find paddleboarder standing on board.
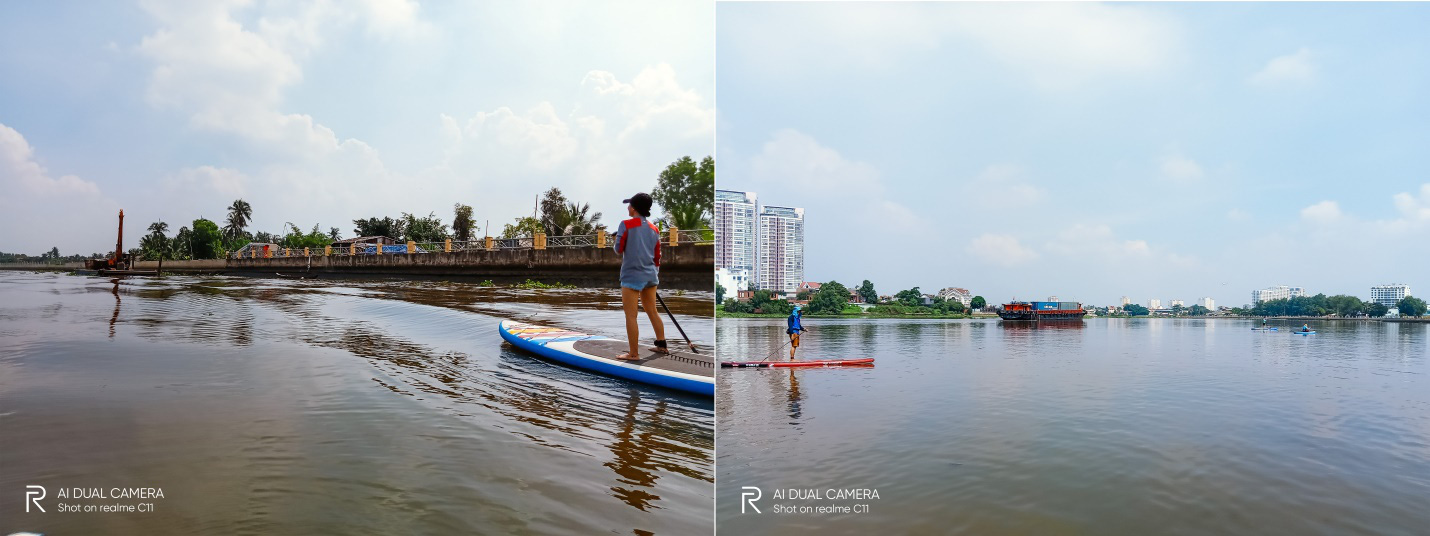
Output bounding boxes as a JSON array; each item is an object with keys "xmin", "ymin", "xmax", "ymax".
[
  {"xmin": 613, "ymin": 192, "xmax": 667, "ymax": 360},
  {"xmin": 787, "ymin": 305, "xmax": 806, "ymax": 360}
]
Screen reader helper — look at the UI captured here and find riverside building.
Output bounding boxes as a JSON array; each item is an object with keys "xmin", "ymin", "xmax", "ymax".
[
  {"xmin": 756, "ymin": 205, "xmax": 805, "ymax": 295},
  {"xmin": 715, "ymin": 190, "xmax": 758, "ymax": 279},
  {"xmin": 1252, "ymin": 285, "xmax": 1306, "ymax": 304},
  {"xmin": 1370, "ymin": 284, "xmax": 1410, "ymax": 308}
]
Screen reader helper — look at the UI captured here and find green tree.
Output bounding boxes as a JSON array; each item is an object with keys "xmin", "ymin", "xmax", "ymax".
[
  {"xmin": 501, "ymin": 216, "xmax": 544, "ymax": 239},
  {"xmin": 970, "ymin": 296, "xmax": 987, "ymax": 310},
  {"xmin": 808, "ymin": 281, "xmax": 851, "ymax": 314},
  {"xmin": 536, "ymin": 189, "xmax": 602, "ymax": 236},
  {"xmin": 896, "ymin": 287, "xmax": 923, "ymax": 307},
  {"xmin": 453, "ymin": 203, "xmax": 476, "ymax": 242},
  {"xmin": 1188, "ymin": 304, "xmax": 1209, "ymax": 316},
  {"xmin": 1124, "ymin": 304, "xmax": 1150, "ymax": 316},
  {"xmin": 539, "ymin": 188, "xmax": 570, "ymax": 236},
  {"xmin": 721, "ymin": 298, "xmax": 751, "ymax": 314},
  {"xmin": 652, "ymin": 155, "xmax": 714, "ymax": 230},
  {"xmin": 1398, "ymin": 296, "xmax": 1427, "ymax": 317},
  {"xmin": 191, "ymin": 218, "xmax": 223, "ymax": 259},
  {"xmin": 141, "ymin": 221, "xmax": 170, "ymax": 260},
  {"xmin": 353, "ymin": 216, "xmax": 403, "ymax": 239},
  {"xmin": 400, "ymin": 212, "xmax": 451, "ymax": 243},
  {"xmin": 1366, "ymin": 302, "xmax": 1390, "ymax": 317},
  {"xmin": 328, "ymin": 227, "xmax": 342, "ymax": 241},
  {"xmin": 716, "ymin": 283, "xmax": 726, "ymax": 304},
  {"xmin": 172, "ymin": 226, "xmax": 193, "ymax": 260},
  {"xmin": 857, "ymin": 280, "xmax": 877, "ymax": 304},
  {"xmin": 224, "ymin": 199, "xmax": 252, "ymax": 240}
]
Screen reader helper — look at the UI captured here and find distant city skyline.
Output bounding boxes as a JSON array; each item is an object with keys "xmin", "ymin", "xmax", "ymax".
[{"xmin": 717, "ymin": 3, "xmax": 1430, "ymax": 306}]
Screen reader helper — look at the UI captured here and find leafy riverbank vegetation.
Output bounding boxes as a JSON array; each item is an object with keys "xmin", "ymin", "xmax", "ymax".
[{"xmin": 8, "ymin": 156, "xmax": 712, "ymax": 264}]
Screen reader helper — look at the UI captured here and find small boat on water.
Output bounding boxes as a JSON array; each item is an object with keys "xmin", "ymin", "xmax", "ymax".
[
  {"xmin": 499, "ymin": 320, "xmax": 713, "ymax": 396},
  {"xmin": 1252, "ymin": 327, "xmax": 1279, "ymax": 331},
  {"xmin": 1294, "ymin": 330, "xmax": 1316, "ymax": 335},
  {"xmin": 722, "ymin": 358, "xmax": 875, "ymax": 368}
]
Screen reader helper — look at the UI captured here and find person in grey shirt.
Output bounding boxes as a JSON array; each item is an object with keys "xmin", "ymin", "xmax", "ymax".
[{"xmin": 613, "ymin": 192, "xmax": 667, "ymax": 360}]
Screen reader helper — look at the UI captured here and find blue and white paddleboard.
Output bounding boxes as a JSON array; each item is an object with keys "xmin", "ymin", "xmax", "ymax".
[
  {"xmin": 1294, "ymin": 330, "xmax": 1316, "ymax": 335},
  {"xmin": 499, "ymin": 320, "xmax": 714, "ymax": 396}
]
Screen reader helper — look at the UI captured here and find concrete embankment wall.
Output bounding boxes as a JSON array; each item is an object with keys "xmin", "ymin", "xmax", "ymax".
[
  {"xmin": 1, "ymin": 245, "xmax": 713, "ymax": 290},
  {"xmin": 0, "ymin": 262, "xmax": 85, "ymax": 270},
  {"xmin": 133, "ymin": 259, "xmax": 227, "ymax": 272},
  {"xmin": 227, "ymin": 244, "xmax": 714, "ymax": 290}
]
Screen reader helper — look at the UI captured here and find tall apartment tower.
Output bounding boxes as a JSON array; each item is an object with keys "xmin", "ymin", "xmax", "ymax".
[
  {"xmin": 1252, "ymin": 285, "xmax": 1306, "ymax": 304},
  {"xmin": 1370, "ymin": 284, "xmax": 1410, "ymax": 308},
  {"xmin": 715, "ymin": 190, "xmax": 758, "ymax": 286},
  {"xmin": 756, "ymin": 205, "xmax": 804, "ymax": 295}
]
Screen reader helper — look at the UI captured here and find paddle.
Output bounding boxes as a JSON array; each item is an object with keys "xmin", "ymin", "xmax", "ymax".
[{"xmin": 655, "ymin": 292, "xmax": 700, "ymax": 353}]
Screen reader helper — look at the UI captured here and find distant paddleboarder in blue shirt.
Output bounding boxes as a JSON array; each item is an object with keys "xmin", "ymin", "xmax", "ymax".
[
  {"xmin": 787, "ymin": 305, "xmax": 806, "ymax": 360},
  {"xmin": 613, "ymin": 192, "xmax": 667, "ymax": 360}
]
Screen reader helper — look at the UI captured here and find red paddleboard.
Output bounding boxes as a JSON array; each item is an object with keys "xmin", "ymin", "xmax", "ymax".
[{"xmin": 721, "ymin": 358, "xmax": 875, "ymax": 368}]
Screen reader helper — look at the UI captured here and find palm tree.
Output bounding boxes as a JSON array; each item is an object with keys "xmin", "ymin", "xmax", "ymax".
[
  {"xmin": 144, "ymin": 221, "xmax": 170, "ymax": 261},
  {"xmin": 225, "ymin": 199, "xmax": 252, "ymax": 240},
  {"xmin": 328, "ymin": 227, "xmax": 342, "ymax": 241},
  {"xmin": 560, "ymin": 202, "xmax": 602, "ymax": 235}
]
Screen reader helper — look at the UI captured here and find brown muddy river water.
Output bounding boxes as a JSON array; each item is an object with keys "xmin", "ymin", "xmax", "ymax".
[
  {"xmin": 717, "ymin": 318, "xmax": 1430, "ymax": 535},
  {"xmin": 0, "ymin": 271, "xmax": 712, "ymax": 535}
]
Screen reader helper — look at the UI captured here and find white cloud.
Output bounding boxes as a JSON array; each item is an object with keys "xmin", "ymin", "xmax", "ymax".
[
  {"xmin": 723, "ymin": 3, "xmax": 1179, "ymax": 90},
  {"xmin": 163, "ymin": 166, "xmax": 249, "ymax": 198},
  {"xmin": 130, "ymin": 2, "xmax": 712, "ymax": 238},
  {"xmin": 750, "ymin": 129, "xmax": 883, "ymax": 193},
  {"xmin": 1160, "ymin": 154, "xmax": 1203, "ymax": 182},
  {"xmin": 438, "ymin": 64, "xmax": 715, "ymax": 213},
  {"xmin": 1391, "ymin": 183, "xmax": 1430, "ymax": 224},
  {"xmin": 1044, "ymin": 224, "xmax": 1152, "ymax": 259},
  {"xmin": 0, "ymin": 123, "xmax": 118, "ymax": 253},
  {"xmin": 970, "ymin": 164, "xmax": 1046, "ymax": 207},
  {"xmin": 967, "ymin": 233, "xmax": 1039, "ymax": 266},
  {"xmin": 946, "ymin": 3, "xmax": 1181, "ymax": 89},
  {"xmin": 1250, "ymin": 48, "xmax": 1315, "ymax": 87},
  {"xmin": 0, "ymin": 123, "xmax": 101, "ymax": 197},
  {"xmin": 1300, "ymin": 200, "xmax": 1342, "ymax": 224}
]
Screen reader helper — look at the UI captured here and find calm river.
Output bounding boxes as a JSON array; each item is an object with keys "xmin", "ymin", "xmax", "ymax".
[
  {"xmin": 717, "ymin": 318, "xmax": 1430, "ymax": 535},
  {"xmin": 1, "ymin": 271, "xmax": 712, "ymax": 535}
]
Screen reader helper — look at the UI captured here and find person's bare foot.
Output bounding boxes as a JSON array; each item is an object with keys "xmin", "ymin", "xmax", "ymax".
[
  {"xmin": 649, "ymin": 346, "xmax": 670, "ymax": 354},
  {"xmin": 615, "ymin": 352, "xmax": 642, "ymax": 361}
]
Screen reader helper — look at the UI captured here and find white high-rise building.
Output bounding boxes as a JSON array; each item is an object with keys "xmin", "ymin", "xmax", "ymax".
[
  {"xmin": 1370, "ymin": 284, "xmax": 1410, "ymax": 308},
  {"xmin": 1149, "ymin": 298, "xmax": 1162, "ymax": 309},
  {"xmin": 757, "ymin": 205, "xmax": 804, "ymax": 295},
  {"xmin": 1120, "ymin": 296, "xmax": 1131, "ymax": 306},
  {"xmin": 715, "ymin": 268, "xmax": 751, "ymax": 294},
  {"xmin": 1199, "ymin": 297, "xmax": 1215, "ymax": 309},
  {"xmin": 715, "ymin": 190, "xmax": 758, "ymax": 279},
  {"xmin": 1253, "ymin": 285, "xmax": 1306, "ymax": 303},
  {"xmin": 1170, "ymin": 299, "xmax": 1185, "ymax": 308},
  {"xmin": 937, "ymin": 287, "xmax": 973, "ymax": 306}
]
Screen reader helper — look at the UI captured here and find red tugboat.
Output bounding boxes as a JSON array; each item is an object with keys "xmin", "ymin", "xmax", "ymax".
[{"xmin": 999, "ymin": 300, "xmax": 1085, "ymax": 321}]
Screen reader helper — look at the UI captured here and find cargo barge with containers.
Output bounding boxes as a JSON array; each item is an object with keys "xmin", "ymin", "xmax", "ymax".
[{"xmin": 998, "ymin": 300, "xmax": 1085, "ymax": 321}]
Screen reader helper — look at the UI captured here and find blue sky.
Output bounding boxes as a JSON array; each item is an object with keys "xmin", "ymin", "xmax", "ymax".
[
  {"xmin": 716, "ymin": 2, "xmax": 1430, "ymax": 307},
  {"xmin": 1, "ymin": 0, "xmax": 712, "ymax": 255}
]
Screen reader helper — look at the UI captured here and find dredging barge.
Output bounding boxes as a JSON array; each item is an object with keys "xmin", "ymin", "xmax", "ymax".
[{"xmin": 999, "ymin": 300, "xmax": 1085, "ymax": 321}]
